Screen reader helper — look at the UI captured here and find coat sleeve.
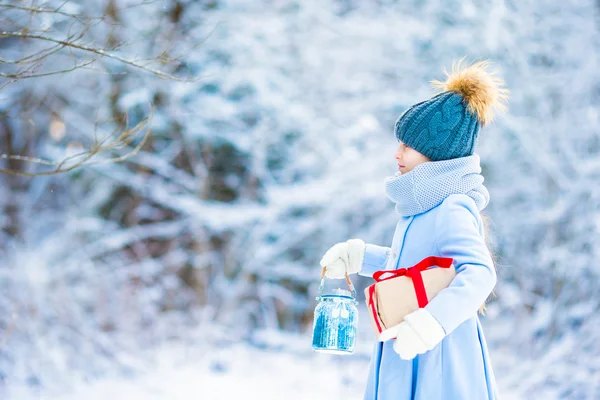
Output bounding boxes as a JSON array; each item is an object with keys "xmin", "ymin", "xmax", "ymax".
[
  {"xmin": 358, "ymin": 243, "xmax": 393, "ymax": 278},
  {"xmin": 424, "ymin": 194, "xmax": 497, "ymax": 335}
]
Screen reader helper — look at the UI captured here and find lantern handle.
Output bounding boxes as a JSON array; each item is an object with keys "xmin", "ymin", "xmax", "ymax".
[{"xmin": 318, "ymin": 267, "xmax": 357, "ymax": 298}]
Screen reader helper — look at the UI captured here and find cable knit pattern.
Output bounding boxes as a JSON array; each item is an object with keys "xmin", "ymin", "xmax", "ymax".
[
  {"xmin": 384, "ymin": 154, "xmax": 489, "ymax": 216},
  {"xmin": 395, "ymin": 92, "xmax": 480, "ymax": 161}
]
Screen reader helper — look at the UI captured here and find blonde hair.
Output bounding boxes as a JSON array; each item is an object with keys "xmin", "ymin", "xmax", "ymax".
[{"xmin": 478, "ymin": 212, "xmax": 497, "ymax": 314}]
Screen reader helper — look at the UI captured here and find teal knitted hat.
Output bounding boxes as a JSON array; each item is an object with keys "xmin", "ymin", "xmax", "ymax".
[{"xmin": 395, "ymin": 60, "xmax": 509, "ymax": 161}]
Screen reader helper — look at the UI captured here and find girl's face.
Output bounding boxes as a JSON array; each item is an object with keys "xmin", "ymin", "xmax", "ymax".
[{"xmin": 395, "ymin": 141, "xmax": 430, "ymax": 174}]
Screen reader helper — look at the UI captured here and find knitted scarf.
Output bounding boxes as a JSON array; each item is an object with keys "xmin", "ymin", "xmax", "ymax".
[{"xmin": 384, "ymin": 154, "xmax": 490, "ymax": 217}]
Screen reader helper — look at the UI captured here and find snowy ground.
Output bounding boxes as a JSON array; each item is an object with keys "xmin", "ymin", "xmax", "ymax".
[
  {"xmin": 4, "ymin": 331, "xmax": 369, "ymax": 400},
  {"xmin": 4, "ymin": 339, "xmax": 526, "ymax": 400},
  {"xmin": 3, "ymin": 307, "xmax": 525, "ymax": 400}
]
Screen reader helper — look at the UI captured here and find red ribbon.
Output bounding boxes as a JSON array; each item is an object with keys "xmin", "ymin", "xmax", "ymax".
[{"xmin": 367, "ymin": 256, "xmax": 453, "ymax": 333}]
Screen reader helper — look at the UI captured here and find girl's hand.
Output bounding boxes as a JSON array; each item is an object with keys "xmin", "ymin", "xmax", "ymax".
[
  {"xmin": 319, "ymin": 239, "xmax": 365, "ymax": 279},
  {"xmin": 386, "ymin": 309, "xmax": 446, "ymax": 360}
]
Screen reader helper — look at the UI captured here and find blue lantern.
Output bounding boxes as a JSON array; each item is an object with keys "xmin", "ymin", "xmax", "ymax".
[{"xmin": 312, "ymin": 268, "xmax": 359, "ymax": 355}]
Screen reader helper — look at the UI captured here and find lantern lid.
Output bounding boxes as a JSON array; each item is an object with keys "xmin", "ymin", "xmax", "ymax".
[{"xmin": 319, "ymin": 288, "xmax": 354, "ymax": 300}]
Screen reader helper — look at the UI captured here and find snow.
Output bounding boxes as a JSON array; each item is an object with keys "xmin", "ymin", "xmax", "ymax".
[
  {"xmin": 2, "ymin": 323, "xmax": 569, "ymax": 400},
  {"xmin": 4, "ymin": 315, "xmax": 533, "ymax": 400},
  {"xmin": 9, "ymin": 341, "xmax": 368, "ymax": 400},
  {"xmin": 2, "ymin": 0, "xmax": 600, "ymax": 398}
]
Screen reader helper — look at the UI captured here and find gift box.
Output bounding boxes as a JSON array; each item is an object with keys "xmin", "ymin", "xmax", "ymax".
[{"xmin": 364, "ymin": 256, "xmax": 456, "ymax": 341}]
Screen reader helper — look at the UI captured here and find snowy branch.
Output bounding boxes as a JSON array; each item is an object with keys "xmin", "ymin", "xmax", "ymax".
[
  {"xmin": 0, "ymin": 30, "xmax": 199, "ymax": 82},
  {"xmin": 0, "ymin": 106, "xmax": 153, "ymax": 176}
]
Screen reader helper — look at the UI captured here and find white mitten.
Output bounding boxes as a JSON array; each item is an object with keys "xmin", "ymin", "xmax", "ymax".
[
  {"xmin": 319, "ymin": 239, "xmax": 365, "ymax": 279},
  {"xmin": 386, "ymin": 309, "xmax": 446, "ymax": 360}
]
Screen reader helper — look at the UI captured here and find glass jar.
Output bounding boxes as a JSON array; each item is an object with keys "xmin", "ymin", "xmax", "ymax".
[{"xmin": 312, "ymin": 272, "xmax": 359, "ymax": 355}]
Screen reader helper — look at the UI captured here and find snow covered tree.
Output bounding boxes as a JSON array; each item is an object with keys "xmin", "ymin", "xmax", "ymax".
[{"xmin": 0, "ymin": 0, "xmax": 201, "ymax": 176}]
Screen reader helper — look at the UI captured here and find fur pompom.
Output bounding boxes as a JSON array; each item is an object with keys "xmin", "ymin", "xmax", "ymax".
[{"xmin": 430, "ymin": 58, "xmax": 509, "ymax": 126}]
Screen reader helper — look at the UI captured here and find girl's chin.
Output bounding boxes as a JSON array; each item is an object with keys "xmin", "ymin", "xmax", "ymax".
[{"xmin": 394, "ymin": 171, "xmax": 403, "ymax": 177}]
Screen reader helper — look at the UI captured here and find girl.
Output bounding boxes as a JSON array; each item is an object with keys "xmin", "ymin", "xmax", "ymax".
[{"xmin": 319, "ymin": 59, "xmax": 508, "ymax": 400}]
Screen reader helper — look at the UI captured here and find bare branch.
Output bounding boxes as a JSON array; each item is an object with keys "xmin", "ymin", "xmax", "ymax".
[
  {"xmin": 53, "ymin": 0, "xmax": 71, "ymax": 14},
  {"xmin": 0, "ymin": 1, "xmax": 202, "ymax": 176},
  {"xmin": 0, "ymin": 105, "xmax": 154, "ymax": 177},
  {"xmin": 134, "ymin": 21, "xmax": 220, "ymax": 70},
  {"xmin": 0, "ymin": 310, "xmax": 18, "ymax": 349},
  {"xmin": 0, "ymin": 0, "xmax": 160, "ymax": 22},
  {"xmin": 0, "ymin": 0, "xmax": 163, "ymax": 17},
  {"xmin": 1, "ymin": 30, "xmax": 199, "ymax": 81},
  {"xmin": 0, "ymin": 77, "xmax": 17, "ymax": 91},
  {"xmin": 0, "ymin": 42, "xmax": 66, "ymax": 65},
  {"xmin": 0, "ymin": 59, "xmax": 96, "ymax": 79},
  {"xmin": 0, "ymin": 2, "xmax": 94, "ymax": 23},
  {"xmin": 0, "ymin": 153, "xmax": 58, "ymax": 166}
]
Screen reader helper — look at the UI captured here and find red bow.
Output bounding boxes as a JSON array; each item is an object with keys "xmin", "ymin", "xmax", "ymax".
[{"xmin": 367, "ymin": 256, "xmax": 453, "ymax": 333}]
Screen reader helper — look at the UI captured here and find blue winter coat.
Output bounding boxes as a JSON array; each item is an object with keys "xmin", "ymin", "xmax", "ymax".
[{"xmin": 358, "ymin": 193, "xmax": 498, "ymax": 400}]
